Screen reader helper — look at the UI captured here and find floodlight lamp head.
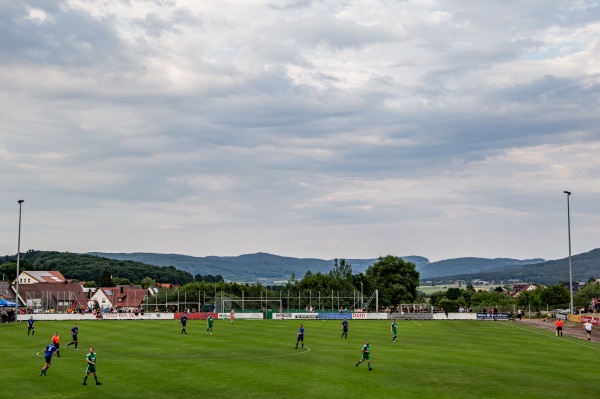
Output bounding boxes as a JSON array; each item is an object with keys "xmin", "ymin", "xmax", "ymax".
[
  {"xmin": 563, "ymin": 191, "xmax": 571, "ymax": 196},
  {"xmin": 18, "ymin": 199, "xmax": 24, "ymax": 204}
]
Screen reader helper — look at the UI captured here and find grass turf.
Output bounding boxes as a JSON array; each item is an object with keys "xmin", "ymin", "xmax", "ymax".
[{"xmin": 1, "ymin": 318, "xmax": 598, "ymax": 398}]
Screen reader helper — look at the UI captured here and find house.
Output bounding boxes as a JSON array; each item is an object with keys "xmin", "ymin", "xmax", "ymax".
[
  {"xmin": 17, "ymin": 282, "xmax": 88, "ymax": 312},
  {"xmin": 91, "ymin": 285, "xmax": 147, "ymax": 311},
  {"xmin": 0, "ymin": 281, "xmax": 16, "ymax": 301},
  {"xmin": 156, "ymin": 283, "xmax": 179, "ymax": 290},
  {"xmin": 509, "ymin": 283, "xmax": 540, "ymax": 298},
  {"xmin": 15, "ymin": 270, "xmax": 67, "ymax": 285}
]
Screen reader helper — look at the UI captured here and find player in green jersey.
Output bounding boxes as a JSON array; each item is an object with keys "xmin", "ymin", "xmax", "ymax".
[
  {"xmin": 207, "ymin": 315, "xmax": 214, "ymax": 335},
  {"xmin": 83, "ymin": 347, "xmax": 102, "ymax": 386},
  {"xmin": 391, "ymin": 319, "xmax": 398, "ymax": 342},
  {"xmin": 355, "ymin": 340, "xmax": 372, "ymax": 371}
]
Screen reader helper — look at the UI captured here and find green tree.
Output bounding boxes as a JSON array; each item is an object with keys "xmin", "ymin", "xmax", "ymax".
[
  {"xmin": 0, "ymin": 262, "xmax": 18, "ymax": 282},
  {"xmin": 439, "ymin": 298, "xmax": 459, "ymax": 313},
  {"xmin": 113, "ymin": 277, "xmax": 131, "ymax": 286},
  {"xmin": 446, "ymin": 288, "xmax": 462, "ymax": 300},
  {"xmin": 539, "ymin": 285, "xmax": 570, "ymax": 308},
  {"xmin": 365, "ymin": 255, "xmax": 420, "ymax": 305},
  {"xmin": 574, "ymin": 283, "xmax": 600, "ymax": 308},
  {"xmin": 141, "ymin": 276, "xmax": 157, "ymax": 289},
  {"xmin": 99, "ymin": 268, "xmax": 114, "ymax": 287}
]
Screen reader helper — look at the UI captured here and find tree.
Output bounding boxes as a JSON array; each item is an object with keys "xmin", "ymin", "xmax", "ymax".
[
  {"xmin": 574, "ymin": 283, "xmax": 600, "ymax": 308},
  {"xmin": 113, "ymin": 277, "xmax": 131, "ymax": 286},
  {"xmin": 99, "ymin": 268, "xmax": 114, "ymax": 287},
  {"xmin": 439, "ymin": 298, "xmax": 459, "ymax": 313},
  {"xmin": 446, "ymin": 288, "xmax": 462, "ymax": 300},
  {"xmin": 285, "ymin": 273, "xmax": 298, "ymax": 290},
  {"xmin": 0, "ymin": 262, "xmax": 18, "ymax": 282},
  {"xmin": 365, "ymin": 255, "xmax": 420, "ymax": 305},
  {"xmin": 141, "ymin": 276, "xmax": 157, "ymax": 289},
  {"xmin": 539, "ymin": 285, "xmax": 570, "ymax": 308}
]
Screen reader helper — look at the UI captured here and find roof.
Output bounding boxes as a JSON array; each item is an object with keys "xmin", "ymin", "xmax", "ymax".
[
  {"xmin": 18, "ymin": 270, "xmax": 66, "ymax": 284},
  {"xmin": 17, "ymin": 282, "xmax": 87, "ymax": 304},
  {"xmin": 95, "ymin": 287, "xmax": 147, "ymax": 308}
]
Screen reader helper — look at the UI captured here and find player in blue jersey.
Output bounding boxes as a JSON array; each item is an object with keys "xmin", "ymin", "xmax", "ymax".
[
  {"xmin": 83, "ymin": 347, "xmax": 102, "ymax": 385},
  {"xmin": 40, "ymin": 341, "xmax": 57, "ymax": 376},
  {"xmin": 180, "ymin": 314, "xmax": 188, "ymax": 334},
  {"xmin": 67, "ymin": 323, "xmax": 79, "ymax": 349},
  {"xmin": 27, "ymin": 316, "xmax": 35, "ymax": 336},
  {"xmin": 341, "ymin": 318, "xmax": 349, "ymax": 339},
  {"xmin": 295, "ymin": 324, "xmax": 305, "ymax": 349}
]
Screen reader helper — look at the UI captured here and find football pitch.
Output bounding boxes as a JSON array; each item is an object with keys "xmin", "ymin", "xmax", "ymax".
[{"xmin": 1, "ymin": 318, "xmax": 598, "ymax": 398}]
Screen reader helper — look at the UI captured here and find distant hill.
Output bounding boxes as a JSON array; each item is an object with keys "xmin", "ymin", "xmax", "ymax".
[
  {"xmin": 428, "ymin": 248, "xmax": 600, "ymax": 285},
  {"xmin": 419, "ymin": 257, "xmax": 544, "ymax": 280},
  {"xmin": 88, "ymin": 252, "xmax": 381, "ymax": 282},
  {"xmin": 88, "ymin": 252, "xmax": 543, "ymax": 283}
]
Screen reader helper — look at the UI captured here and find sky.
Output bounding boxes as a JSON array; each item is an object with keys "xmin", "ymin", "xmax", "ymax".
[{"xmin": 1, "ymin": 0, "xmax": 599, "ymax": 263}]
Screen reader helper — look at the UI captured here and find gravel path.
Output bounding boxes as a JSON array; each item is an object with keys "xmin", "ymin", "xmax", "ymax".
[{"xmin": 518, "ymin": 318, "xmax": 591, "ymax": 341}]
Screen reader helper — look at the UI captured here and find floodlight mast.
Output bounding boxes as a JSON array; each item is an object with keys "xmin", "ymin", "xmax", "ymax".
[
  {"xmin": 563, "ymin": 191, "xmax": 573, "ymax": 314},
  {"xmin": 16, "ymin": 200, "xmax": 24, "ymax": 319}
]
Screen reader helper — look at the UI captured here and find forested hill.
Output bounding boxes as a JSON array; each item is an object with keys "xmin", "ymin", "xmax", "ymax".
[
  {"xmin": 89, "ymin": 252, "xmax": 542, "ymax": 282},
  {"xmin": 0, "ymin": 251, "xmax": 193, "ymax": 285},
  {"xmin": 418, "ymin": 257, "xmax": 544, "ymax": 280},
  {"xmin": 429, "ymin": 248, "xmax": 600, "ymax": 285},
  {"xmin": 88, "ymin": 252, "xmax": 387, "ymax": 282},
  {"xmin": 4, "ymin": 249, "xmax": 589, "ymax": 285}
]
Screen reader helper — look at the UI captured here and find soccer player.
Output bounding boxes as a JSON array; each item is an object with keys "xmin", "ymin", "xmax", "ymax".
[
  {"xmin": 584, "ymin": 320, "xmax": 593, "ymax": 341},
  {"xmin": 355, "ymin": 339, "xmax": 372, "ymax": 371},
  {"xmin": 295, "ymin": 324, "xmax": 304, "ymax": 349},
  {"xmin": 27, "ymin": 316, "xmax": 35, "ymax": 336},
  {"xmin": 555, "ymin": 319, "xmax": 564, "ymax": 337},
  {"xmin": 67, "ymin": 323, "xmax": 79, "ymax": 350},
  {"xmin": 83, "ymin": 347, "xmax": 102, "ymax": 385},
  {"xmin": 341, "ymin": 318, "xmax": 348, "ymax": 339},
  {"xmin": 180, "ymin": 314, "xmax": 188, "ymax": 334},
  {"xmin": 230, "ymin": 308, "xmax": 235, "ymax": 324},
  {"xmin": 206, "ymin": 314, "xmax": 214, "ymax": 335},
  {"xmin": 40, "ymin": 341, "xmax": 56, "ymax": 376},
  {"xmin": 391, "ymin": 319, "xmax": 398, "ymax": 342},
  {"xmin": 52, "ymin": 331, "xmax": 61, "ymax": 357}
]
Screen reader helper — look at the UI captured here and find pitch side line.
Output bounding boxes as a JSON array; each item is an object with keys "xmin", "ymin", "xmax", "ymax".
[{"xmin": 499, "ymin": 322, "xmax": 600, "ymax": 352}]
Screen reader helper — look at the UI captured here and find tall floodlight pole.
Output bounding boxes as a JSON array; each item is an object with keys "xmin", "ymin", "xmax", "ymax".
[
  {"xmin": 16, "ymin": 200, "xmax": 24, "ymax": 319},
  {"xmin": 563, "ymin": 191, "xmax": 573, "ymax": 314},
  {"xmin": 360, "ymin": 281, "xmax": 364, "ymax": 310}
]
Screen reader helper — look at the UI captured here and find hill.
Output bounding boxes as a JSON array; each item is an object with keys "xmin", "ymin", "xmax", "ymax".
[
  {"xmin": 89, "ymin": 252, "xmax": 541, "ymax": 282},
  {"xmin": 428, "ymin": 248, "xmax": 600, "ymax": 285},
  {"xmin": 88, "ymin": 252, "xmax": 383, "ymax": 282},
  {"xmin": 419, "ymin": 257, "xmax": 544, "ymax": 280},
  {"xmin": 0, "ymin": 251, "xmax": 193, "ymax": 285}
]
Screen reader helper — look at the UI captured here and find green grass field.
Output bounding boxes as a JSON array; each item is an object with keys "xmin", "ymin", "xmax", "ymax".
[
  {"xmin": 418, "ymin": 283, "xmax": 490, "ymax": 295},
  {"xmin": 1, "ymin": 318, "xmax": 598, "ymax": 398}
]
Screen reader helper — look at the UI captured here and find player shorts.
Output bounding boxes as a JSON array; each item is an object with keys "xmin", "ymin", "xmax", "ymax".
[
  {"xmin": 362, "ymin": 353, "xmax": 370, "ymax": 361},
  {"xmin": 53, "ymin": 343, "xmax": 60, "ymax": 350},
  {"xmin": 297, "ymin": 335, "xmax": 304, "ymax": 342},
  {"xmin": 86, "ymin": 365, "xmax": 96, "ymax": 373},
  {"xmin": 586, "ymin": 329, "xmax": 592, "ymax": 334},
  {"xmin": 556, "ymin": 327, "xmax": 563, "ymax": 331},
  {"xmin": 45, "ymin": 356, "xmax": 52, "ymax": 364},
  {"xmin": 72, "ymin": 335, "xmax": 78, "ymax": 341}
]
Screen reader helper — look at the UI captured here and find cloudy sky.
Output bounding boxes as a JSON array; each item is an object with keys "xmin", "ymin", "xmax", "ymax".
[{"xmin": 1, "ymin": 0, "xmax": 599, "ymax": 263}]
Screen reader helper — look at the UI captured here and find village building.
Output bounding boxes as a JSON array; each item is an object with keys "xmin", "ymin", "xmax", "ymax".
[{"xmin": 91, "ymin": 285, "xmax": 147, "ymax": 311}]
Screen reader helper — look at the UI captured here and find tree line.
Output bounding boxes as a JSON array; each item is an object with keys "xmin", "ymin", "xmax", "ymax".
[{"xmin": 0, "ymin": 251, "xmax": 420, "ymax": 307}]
